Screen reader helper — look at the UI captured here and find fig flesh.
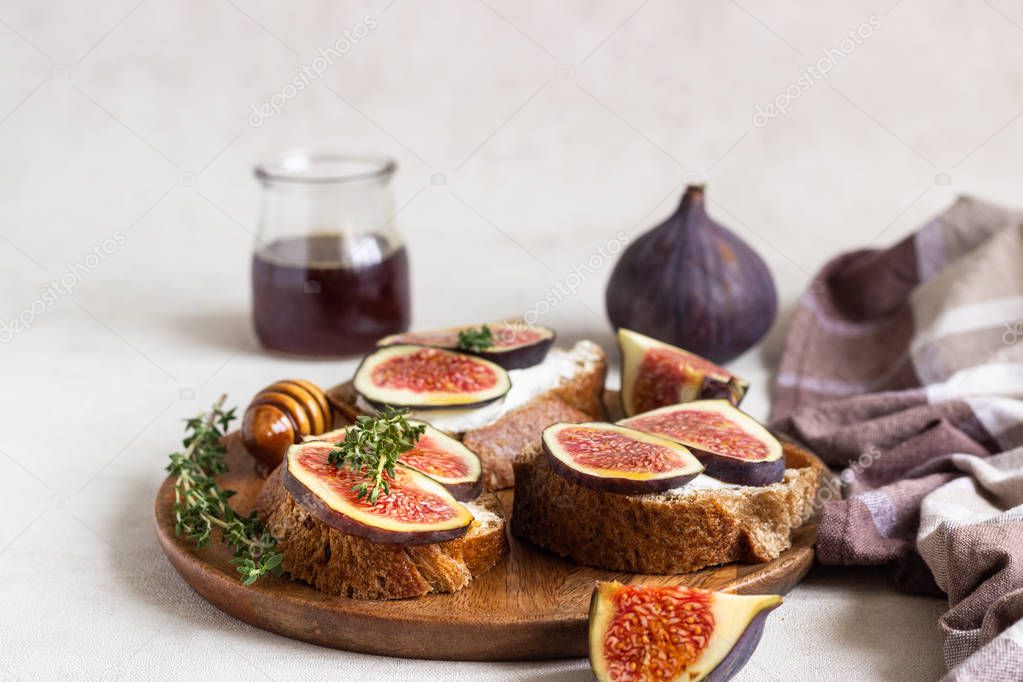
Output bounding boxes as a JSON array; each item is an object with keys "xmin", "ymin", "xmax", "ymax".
[
  {"xmin": 353, "ymin": 344, "xmax": 511, "ymax": 409},
  {"xmin": 605, "ymin": 185, "xmax": 778, "ymax": 364},
  {"xmin": 620, "ymin": 400, "xmax": 783, "ymax": 486},
  {"xmin": 589, "ymin": 581, "xmax": 781, "ymax": 682},
  {"xmin": 618, "ymin": 328, "xmax": 748, "ymax": 417},
  {"xmin": 542, "ymin": 421, "xmax": 703, "ymax": 494},
  {"xmin": 379, "ymin": 321, "xmax": 555, "ymax": 369},
  {"xmin": 282, "ymin": 441, "xmax": 473, "ymax": 544},
  {"xmin": 313, "ymin": 421, "xmax": 483, "ymax": 501}
]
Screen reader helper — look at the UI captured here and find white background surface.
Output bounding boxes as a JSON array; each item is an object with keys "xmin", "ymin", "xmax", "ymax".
[{"xmin": 2, "ymin": 0, "xmax": 1020, "ymax": 679}]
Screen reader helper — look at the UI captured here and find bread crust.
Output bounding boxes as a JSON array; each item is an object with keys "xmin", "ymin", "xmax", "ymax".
[
  {"xmin": 546, "ymin": 349, "xmax": 607, "ymax": 420},
  {"xmin": 511, "ymin": 441, "xmax": 822, "ymax": 574},
  {"xmin": 257, "ymin": 466, "xmax": 508, "ymax": 600}
]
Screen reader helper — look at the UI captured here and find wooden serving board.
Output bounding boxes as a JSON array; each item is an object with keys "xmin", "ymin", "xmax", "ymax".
[{"xmin": 155, "ymin": 390, "xmax": 828, "ymax": 661}]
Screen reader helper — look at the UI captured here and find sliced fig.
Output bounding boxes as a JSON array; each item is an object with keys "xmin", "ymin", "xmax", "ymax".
[
  {"xmin": 589, "ymin": 581, "xmax": 782, "ymax": 682},
  {"xmin": 353, "ymin": 345, "xmax": 511, "ymax": 409},
  {"xmin": 379, "ymin": 321, "xmax": 555, "ymax": 369},
  {"xmin": 378, "ymin": 327, "xmax": 462, "ymax": 348},
  {"xmin": 313, "ymin": 421, "xmax": 483, "ymax": 501},
  {"xmin": 619, "ymin": 328, "xmax": 748, "ymax": 417},
  {"xmin": 542, "ymin": 421, "xmax": 703, "ymax": 495},
  {"xmin": 621, "ymin": 400, "xmax": 783, "ymax": 486},
  {"xmin": 282, "ymin": 441, "xmax": 473, "ymax": 544}
]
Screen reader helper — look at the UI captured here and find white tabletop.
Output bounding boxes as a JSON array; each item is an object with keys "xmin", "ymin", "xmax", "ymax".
[{"xmin": 4, "ymin": 1, "xmax": 1018, "ymax": 678}]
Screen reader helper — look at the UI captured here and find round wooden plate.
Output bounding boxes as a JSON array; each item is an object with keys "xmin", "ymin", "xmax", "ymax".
[{"xmin": 155, "ymin": 397, "xmax": 827, "ymax": 661}]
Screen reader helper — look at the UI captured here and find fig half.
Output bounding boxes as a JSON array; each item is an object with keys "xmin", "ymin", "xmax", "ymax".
[
  {"xmin": 282, "ymin": 441, "xmax": 473, "ymax": 545},
  {"xmin": 619, "ymin": 328, "xmax": 748, "ymax": 417},
  {"xmin": 313, "ymin": 421, "xmax": 483, "ymax": 501},
  {"xmin": 353, "ymin": 345, "xmax": 511, "ymax": 409},
  {"xmin": 379, "ymin": 321, "xmax": 555, "ymax": 369},
  {"xmin": 542, "ymin": 421, "xmax": 703, "ymax": 494},
  {"xmin": 621, "ymin": 400, "xmax": 784, "ymax": 486},
  {"xmin": 589, "ymin": 581, "xmax": 782, "ymax": 682}
]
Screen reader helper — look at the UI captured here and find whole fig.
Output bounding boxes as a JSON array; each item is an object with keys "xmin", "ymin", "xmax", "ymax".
[{"xmin": 605, "ymin": 186, "xmax": 777, "ymax": 363}]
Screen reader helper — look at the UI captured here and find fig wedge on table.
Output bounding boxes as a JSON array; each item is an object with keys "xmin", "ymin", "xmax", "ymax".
[
  {"xmin": 353, "ymin": 345, "xmax": 511, "ymax": 409},
  {"xmin": 619, "ymin": 328, "xmax": 748, "ymax": 417},
  {"xmin": 379, "ymin": 321, "xmax": 555, "ymax": 369},
  {"xmin": 589, "ymin": 581, "xmax": 782, "ymax": 682},
  {"xmin": 282, "ymin": 441, "xmax": 473, "ymax": 545},
  {"xmin": 620, "ymin": 400, "xmax": 783, "ymax": 486},
  {"xmin": 542, "ymin": 421, "xmax": 703, "ymax": 495},
  {"xmin": 312, "ymin": 421, "xmax": 483, "ymax": 501}
]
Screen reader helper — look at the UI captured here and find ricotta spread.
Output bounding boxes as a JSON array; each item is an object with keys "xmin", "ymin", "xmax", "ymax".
[
  {"xmin": 677, "ymin": 473, "xmax": 741, "ymax": 490},
  {"xmin": 462, "ymin": 500, "xmax": 500, "ymax": 525}
]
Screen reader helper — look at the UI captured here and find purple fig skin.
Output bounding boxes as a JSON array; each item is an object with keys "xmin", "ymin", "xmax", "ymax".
[
  {"xmin": 605, "ymin": 186, "xmax": 778, "ymax": 364},
  {"xmin": 441, "ymin": 476, "xmax": 484, "ymax": 502},
  {"xmin": 688, "ymin": 446, "xmax": 785, "ymax": 486},
  {"xmin": 280, "ymin": 463, "xmax": 471, "ymax": 545},
  {"xmin": 543, "ymin": 440, "xmax": 699, "ymax": 495},
  {"xmin": 699, "ymin": 375, "xmax": 749, "ymax": 407},
  {"xmin": 474, "ymin": 334, "xmax": 554, "ymax": 370},
  {"xmin": 703, "ymin": 607, "xmax": 778, "ymax": 682}
]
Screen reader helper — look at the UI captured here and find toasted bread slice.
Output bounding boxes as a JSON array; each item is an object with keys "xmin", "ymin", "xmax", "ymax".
[
  {"xmin": 326, "ymin": 340, "xmax": 608, "ymax": 490},
  {"xmin": 256, "ymin": 466, "xmax": 508, "ymax": 600},
  {"xmin": 511, "ymin": 440, "xmax": 822, "ymax": 574},
  {"xmin": 464, "ymin": 396, "xmax": 593, "ymax": 490}
]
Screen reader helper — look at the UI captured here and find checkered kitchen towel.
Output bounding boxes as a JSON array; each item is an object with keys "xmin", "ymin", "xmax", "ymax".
[{"xmin": 770, "ymin": 196, "xmax": 1023, "ymax": 679}]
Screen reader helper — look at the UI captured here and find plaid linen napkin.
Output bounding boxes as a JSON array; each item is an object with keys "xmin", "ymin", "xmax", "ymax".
[{"xmin": 770, "ymin": 196, "xmax": 1023, "ymax": 679}]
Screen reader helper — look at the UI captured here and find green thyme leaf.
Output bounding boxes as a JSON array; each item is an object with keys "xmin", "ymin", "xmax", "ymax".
[
  {"xmin": 167, "ymin": 396, "xmax": 281, "ymax": 585},
  {"xmin": 327, "ymin": 406, "xmax": 426, "ymax": 505},
  {"xmin": 456, "ymin": 324, "xmax": 493, "ymax": 352}
]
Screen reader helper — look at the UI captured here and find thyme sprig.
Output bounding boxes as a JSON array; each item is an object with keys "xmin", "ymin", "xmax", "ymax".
[
  {"xmin": 166, "ymin": 395, "xmax": 282, "ymax": 585},
  {"xmin": 456, "ymin": 324, "xmax": 493, "ymax": 352},
  {"xmin": 327, "ymin": 406, "xmax": 426, "ymax": 505}
]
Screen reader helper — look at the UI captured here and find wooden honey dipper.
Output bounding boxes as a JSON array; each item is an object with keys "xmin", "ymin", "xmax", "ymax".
[{"xmin": 241, "ymin": 379, "xmax": 333, "ymax": 474}]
